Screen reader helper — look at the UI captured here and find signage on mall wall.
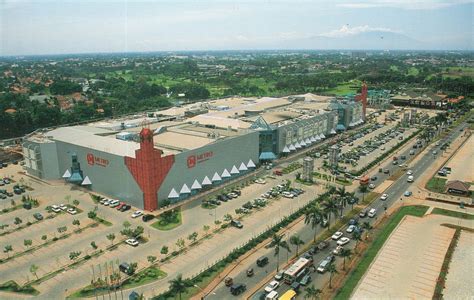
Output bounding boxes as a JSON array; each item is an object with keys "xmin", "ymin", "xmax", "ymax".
[
  {"xmin": 86, "ymin": 153, "xmax": 109, "ymax": 167},
  {"xmin": 187, "ymin": 151, "xmax": 213, "ymax": 168}
]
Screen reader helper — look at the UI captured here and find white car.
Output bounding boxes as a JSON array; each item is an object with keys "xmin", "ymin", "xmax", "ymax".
[
  {"xmin": 274, "ymin": 270, "xmax": 284, "ymax": 281},
  {"xmin": 109, "ymin": 200, "xmax": 120, "ymax": 207},
  {"xmin": 59, "ymin": 204, "xmax": 67, "ymax": 211},
  {"xmin": 368, "ymin": 183, "xmax": 376, "ymax": 189},
  {"xmin": 125, "ymin": 238, "xmax": 139, "ymax": 247},
  {"xmin": 333, "ymin": 245, "xmax": 343, "ymax": 255},
  {"xmin": 331, "ymin": 231, "xmax": 343, "ymax": 240},
  {"xmin": 346, "ymin": 225, "xmax": 356, "ymax": 233},
  {"xmin": 51, "ymin": 205, "xmax": 61, "ymax": 213},
  {"xmin": 103, "ymin": 199, "xmax": 111, "ymax": 206},
  {"xmin": 406, "ymin": 170, "xmax": 413, "ymax": 175},
  {"xmin": 380, "ymin": 193, "xmax": 388, "ymax": 201},
  {"xmin": 264, "ymin": 280, "xmax": 280, "ymax": 293},
  {"xmin": 281, "ymin": 191, "xmax": 294, "ymax": 199},
  {"xmin": 67, "ymin": 208, "xmax": 77, "ymax": 215},
  {"xmin": 131, "ymin": 210, "xmax": 143, "ymax": 218},
  {"xmin": 337, "ymin": 237, "xmax": 351, "ymax": 246},
  {"xmin": 254, "ymin": 179, "xmax": 266, "ymax": 185}
]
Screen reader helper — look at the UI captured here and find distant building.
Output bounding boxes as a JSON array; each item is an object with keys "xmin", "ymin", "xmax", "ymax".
[
  {"xmin": 445, "ymin": 180, "xmax": 471, "ymax": 195},
  {"xmin": 329, "ymin": 145, "xmax": 340, "ymax": 168},
  {"xmin": 302, "ymin": 156, "xmax": 314, "ymax": 182},
  {"xmin": 390, "ymin": 90, "xmax": 448, "ymax": 109}
]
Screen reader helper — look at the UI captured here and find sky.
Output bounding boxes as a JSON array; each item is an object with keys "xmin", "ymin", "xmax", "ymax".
[{"xmin": 0, "ymin": 0, "xmax": 472, "ymax": 55}]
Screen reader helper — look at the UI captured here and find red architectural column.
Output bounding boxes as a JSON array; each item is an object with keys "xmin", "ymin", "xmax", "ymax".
[{"xmin": 124, "ymin": 128, "xmax": 174, "ymax": 211}]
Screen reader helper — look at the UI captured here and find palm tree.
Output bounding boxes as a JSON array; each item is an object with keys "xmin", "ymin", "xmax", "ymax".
[
  {"xmin": 304, "ymin": 284, "xmax": 322, "ymax": 299},
  {"xmin": 352, "ymin": 231, "xmax": 362, "ymax": 253},
  {"xmin": 270, "ymin": 233, "xmax": 291, "ymax": 272},
  {"xmin": 30, "ymin": 264, "xmax": 39, "ymax": 279},
  {"xmin": 359, "ymin": 185, "xmax": 368, "ymax": 203},
  {"xmin": 323, "ymin": 198, "xmax": 339, "ymax": 229},
  {"xmin": 328, "ymin": 263, "xmax": 338, "ymax": 289},
  {"xmin": 305, "ymin": 203, "xmax": 324, "ymax": 242},
  {"xmin": 106, "ymin": 233, "xmax": 115, "ymax": 246},
  {"xmin": 169, "ymin": 274, "xmax": 188, "ymax": 300},
  {"xmin": 361, "ymin": 221, "xmax": 372, "ymax": 240},
  {"xmin": 340, "ymin": 249, "xmax": 353, "ymax": 271},
  {"xmin": 289, "ymin": 234, "xmax": 304, "ymax": 256},
  {"xmin": 347, "ymin": 191, "xmax": 357, "ymax": 210}
]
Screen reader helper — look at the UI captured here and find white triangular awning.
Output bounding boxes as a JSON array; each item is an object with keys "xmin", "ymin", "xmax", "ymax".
[
  {"xmin": 282, "ymin": 146, "xmax": 290, "ymax": 153},
  {"xmin": 180, "ymin": 183, "xmax": 191, "ymax": 194},
  {"xmin": 212, "ymin": 172, "xmax": 222, "ymax": 182},
  {"xmin": 295, "ymin": 142, "xmax": 301, "ymax": 149},
  {"xmin": 330, "ymin": 129, "xmax": 337, "ymax": 134},
  {"xmin": 305, "ymin": 138, "xmax": 311, "ymax": 144},
  {"xmin": 315, "ymin": 135, "xmax": 321, "ymax": 141},
  {"xmin": 349, "ymin": 122, "xmax": 355, "ymax": 127},
  {"xmin": 300, "ymin": 140, "xmax": 307, "ymax": 147},
  {"xmin": 239, "ymin": 162, "xmax": 248, "ymax": 171},
  {"xmin": 230, "ymin": 165, "xmax": 240, "ymax": 174},
  {"xmin": 310, "ymin": 136, "xmax": 317, "ymax": 142},
  {"xmin": 81, "ymin": 176, "xmax": 92, "ymax": 186},
  {"xmin": 191, "ymin": 179, "xmax": 202, "ymax": 190},
  {"xmin": 289, "ymin": 144, "xmax": 296, "ymax": 151},
  {"xmin": 62, "ymin": 169, "xmax": 71, "ymax": 178},
  {"xmin": 168, "ymin": 188, "xmax": 179, "ymax": 198},
  {"xmin": 359, "ymin": 119, "xmax": 364, "ymax": 124},
  {"xmin": 221, "ymin": 169, "xmax": 231, "ymax": 178},
  {"xmin": 202, "ymin": 176, "xmax": 212, "ymax": 185},
  {"xmin": 247, "ymin": 159, "xmax": 256, "ymax": 168},
  {"xmin": 320, "ymin": 133, "xmax": 326, "ymax": 139}
]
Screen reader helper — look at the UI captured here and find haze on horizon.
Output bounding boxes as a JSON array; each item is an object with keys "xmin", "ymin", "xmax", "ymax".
[{"xmin": 0, "ymin": 0, "xmax": 473, "ymax": 56}]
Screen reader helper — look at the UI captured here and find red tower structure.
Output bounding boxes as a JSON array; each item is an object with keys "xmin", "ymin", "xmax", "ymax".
[
  {"xmin": 124, "ymin": 128, "xmax": 174, "ymax": 211},
  {"xmin": 355, "ymin": 82, "xmax": 368, "ymax": 120}
]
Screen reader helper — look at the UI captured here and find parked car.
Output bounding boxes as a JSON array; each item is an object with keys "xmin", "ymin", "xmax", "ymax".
[
  {"xmin": 274, "ymin": 270, "xmax": 284, "ymax": 281},
  {"xmin": 231, "ymin": 220, "xmax": 243, "ymax": 229},
  {"xmin": 51, "ymin": 205, "xmax": 61, "ymax": 213},
  {"xmin": 317, "ymin": 241, "xmax": 329, "ymax": 251},
  {"xmin": 120, "ymin": 204, "xmax": 131, "ymax": 212},
  {"xmin": 131, "ymin": 210, "xmax": 143, "ymax": 218},
  {"xmin": 225, "ymin": 277, "xmax": 233, "ymax": 287},
  {"xmin": 333, "ymin": 245, "xmax": 343, "ymax": 255},
  {"xmin": 142, "ymin": 214, "xmax": 154, "ymax": 222},
  {"xmin": 125, "ymin": 238, "xmax": 139, "ymax": 247},
  {"xmin": 380, "ymin": 193, "xmax": 388, "ymax": 201},
  {"xmin": 331, "ymin": 231, "xmax": 343, "ymax": 240},
  {"xmin": 230, "ymin": 284, "xmax": 246, "ymax": 296},
  {"xmin": 246, "ymin": 268, "xmax": 254, "ymax": 277},
  {"xmin": 346, "ymin": 225, "xmax": 356, "ymax": 233},
  {"xmin": 67, "ymin": 208, "xmax": 78, "ymax": 215},
  {"xmin": 368, "ymin": 208, "xmax": 377, "ymax": 218},
  {"xmin": 404, "ymin": 191, "xmax": 412, "ymax": 197},
  {"xmin": 337, "ymin": 237, "xmax": 351, "ymax": 246},
  {"xmin": 299, "ymin": 274, "xmax": 311, "ymax": 286},
  {"xmin": 33, "ymin": 212, "xmax": 43, "ymax": 221}
]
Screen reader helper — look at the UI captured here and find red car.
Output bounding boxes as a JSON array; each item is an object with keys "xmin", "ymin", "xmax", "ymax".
[{"xmin": 116, "ymin": 202, "xmax": 126, "ymax": 210}]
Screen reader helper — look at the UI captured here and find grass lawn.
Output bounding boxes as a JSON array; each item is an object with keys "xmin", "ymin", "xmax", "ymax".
[
  {"xmin": 361, "ymin": 192, "xmax": 379, "ymax": 205},
  {"xmin": 407, "ymin": 67, "xmax": 419, "ymax": 76},
  {"xmin": 325, "ymin": 82, "xmax": 360, "ymax": 96},
  {"xmin": 431, "ymin": 208, "xmax": 474, "ymax": 220},
  {"xmin": 0, "ymin": 280, "xmax": 39, "ymax": 296},
  {"xmin": 334, "ymin": 205, "xmax": 429, "ymax": 300},
  {"xmin": 151, "ymin": 210, "xmax": 182, "ymax": 231},
  {"xmin": 426, "ymin": 177, "xmax": 447, "ymax": 193}
]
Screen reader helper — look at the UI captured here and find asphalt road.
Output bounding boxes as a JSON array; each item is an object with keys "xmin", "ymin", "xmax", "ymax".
[{"xmin": 210, "ymin": 122, "xmax": 466, "ymax": 300}]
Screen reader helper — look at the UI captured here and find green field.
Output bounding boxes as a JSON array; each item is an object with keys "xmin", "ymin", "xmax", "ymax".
[
  {"xmin": 431, "ymin": 208, "xmax": 474, "ymax": 220},
  {"xmin": 325, "ymin": 81, "xmax": 360, "ymax": 96},
  {"xmin": 407, "ymin": 67, "xmax": 419, "ymax": 76},
  {"xmin": 335, "ymin": 205, "xmax": 429, "ymax": 299},
  {"xmin": 426, "ymin": 177, "xmax": 447, "ymax": 193}
]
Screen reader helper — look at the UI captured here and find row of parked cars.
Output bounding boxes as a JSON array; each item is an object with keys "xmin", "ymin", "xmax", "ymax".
[
  {"xmin": 98, "ymin": 197, "xmax": 154, "ymax": 222},
  {"xmin": 203, "ymin": 189, "xmax": 242, "ymax": 207},
  {"xmin": 51, "ymin": 203, "xmax": 78, "ymax": 215}
]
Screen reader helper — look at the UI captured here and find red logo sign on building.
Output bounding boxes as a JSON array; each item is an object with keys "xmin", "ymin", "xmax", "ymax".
[
  {"xmin": 87, "ymin": 153, "xmax": 95, "ymax": 166},
  {"xmin": 187, "ymin": 151, "xmax": 213, "ymax": 168},
  {"xmin": 86, "ymin": 153, "xmax": 109, "ymax": 167},
  {"xmin": 187, "ymin": 155, "xmax": 196, "ymax": 168}
]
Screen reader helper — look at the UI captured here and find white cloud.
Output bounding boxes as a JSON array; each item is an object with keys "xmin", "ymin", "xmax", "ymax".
[
  {"xmin": 319, "ymin": 25, "xmax": 400, "ymax": 38},
  {"xmin": 337, "ymin": 0, "xmax": 473, "ymax": 10}
]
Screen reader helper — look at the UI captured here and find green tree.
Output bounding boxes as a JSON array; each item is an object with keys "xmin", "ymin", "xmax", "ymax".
[
  {"xmin": 187, "ymin": 232, "xmax": 198, "ymax": 243},
  {"xmin": 323, "ymin": 198, "xmax": 339, "ymax": 228},
  {"xmin": 30, "ymin": 264, "xmax": 39, "ymax": 279},
  {"xmin": 106, "ymin": 233, "xmax": 115, "ymax": 245},
  {"xmin": 14, "ymin": 217, "xmax": 22, "ymax": 226},
  {"xmin": 72, "ymin": 199, "xmax": 80, "ymax": 207},
  {"xmin": 3, "ymin": 245, "xmax": 13, "ymax": 257},
  {"xmin": 352, "ymin": 231, "xmax": 363, "ymax": 253},
  {"xmin": 290, "ymin": 234, "xmax": 305, "ymax": 256},
  {"xmin": 176, "ymin": 238, "xmax": 185, "ymax": 250},
  {"xmin": 69, "ymin": 251, "xmax": 82, "ymax": 260},
  {"xmin": 223, "ymin": 214, "xmax": 233, "ymax": 222},
  {"xmin": 161, "ymin": 245, "xmax": 169, "ymax": 255},
  {"xmin": 269, "ymin": 233, "xmax": 291, "ymax": 272},
  {"xmin": 305, "ymin": 203, "xmax": 324, "ymax": 242},
  {"xmin": 23, "ymin": 239, "xmax": 32, "ymax": 248},
  {"xmin": 41, "ymin": 235, "xmax": 47, "ymax": 241},
  {"xmin": 90, "ymin": 241, "xmax": 98, "ymax": 250},
  {"xmin": 168, "ymin": 274, "xmax": 189, "ymax": 300},
  {"xmin": 87, "ymin": 211, "xmax": 97, "ymax": 219},
  {"xmin": 203, "ymin": 225, "xmax": 210, "ymax": 236},
  {"xmin": 359, "ymin": 185, "xmax": 368, "ymax": 202},
  {"xmin": 147, "ymin": 255, "xmax": 157, "ymax": 265},
  {"xmin": 340, "ymin": 249, "xmax": 353, "ymax": 271},
  {"xmin": 72, "ymin": 219, "xmax": 80, "ymax": 230},
  {"xmin": 361, "ymin": 221, "xmax": 373, "ymax": 240},
  {"xmin": 304, "ymin": 285, "xmax": 322, "ymax": 300},
  {"xmin": 328, "ymin": 263, "xmax": 338, "ymax": 289}
]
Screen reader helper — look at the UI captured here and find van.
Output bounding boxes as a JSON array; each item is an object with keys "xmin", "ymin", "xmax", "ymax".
[
  {"xmin": 282, "ymin": 191, "xmax": 294, "ymax": 199},
  {"xmin": 407, "ymin": 176, "xmax": 414, "ymax": 183},
  {"xmin": 359, "ymin": 208, "xmax": 368, "ymax": 218},
  {"xmin": 368, "ymin": 208, "xmax": 377, "ymax": 218},
  {"xmin": 316, "ymin": 259, "xmax": 330, "ymax": 273},
  {"xmin": 279, "ymin": 289, "xmax": 296, "ymax": 300},
  {"xmin": 257, "ymin": 256, "xmax": 269, "ymax": 267},
  {"xmin": 266, "ymin": 290, "xmax": 279, "ymax": 300},
  {"xmin": 119, "ymin": 263, "xmax": 134, "ymax": 275},
  {"xmin": 230, "ymin": 284, "xmax": 246, "ymax": 295}
]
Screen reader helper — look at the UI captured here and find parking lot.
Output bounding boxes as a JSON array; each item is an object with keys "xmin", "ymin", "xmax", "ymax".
[
  {"xmin": 444, "ymin": 133, "xmax": 473, "ymax": 183},
  {"xmin": 352, "ymin": 214, "xmax": 456, "ymax": 299}
]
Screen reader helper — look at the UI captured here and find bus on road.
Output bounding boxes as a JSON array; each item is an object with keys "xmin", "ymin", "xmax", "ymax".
[{"xmin": 283, "ymin": 257, "xmax": 311, "ymax": 284}]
